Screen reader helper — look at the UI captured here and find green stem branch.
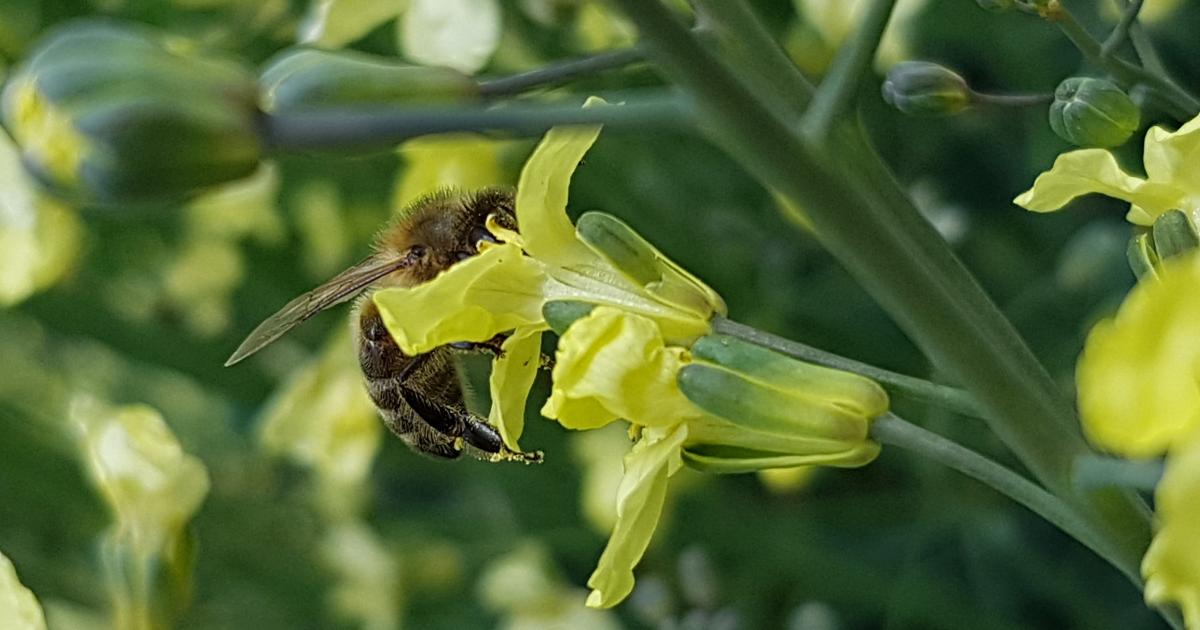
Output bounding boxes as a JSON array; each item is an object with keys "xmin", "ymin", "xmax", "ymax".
[
  {"xmin": 713, "ymin": 317, "xmax": 985, "ymax": 420},
  {"xmin": 870, "ymin": 414, "xmax": 1134, "ymax": 585},
  {"xmin": 261, "ymin": 95, "xmax": 691, "ymax": 152},
  {"xmin": 970, "ymin": 90, "xmax": 1053, "ymax": 108},
  {"xmin": 477, "ymin": 47, "xmax": 646, "ymax": 98},
  {"xmin": 802, "ymin": 0, "xmax": 897, "ymax": 139},
  {"xmin": 1100, "ymin": 0, "xmax": 1143, "ymax": 59}
]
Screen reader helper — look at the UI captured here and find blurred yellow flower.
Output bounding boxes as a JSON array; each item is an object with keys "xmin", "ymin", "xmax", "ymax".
[
  {"xmin": 1015, "ymin": 113, "xmax": 1200, "ymax": 226},
  {"xmin": 0, "ymin": 127, "xmax": 80, "ymax": 306},
  {"xmin": 319, "ymin": 523, "xmax": 403, "ymax": 630},
  {"xmin": 72, "ymin": 398, "xmax": 210, "ymax": 555},
  {"xmin": 479, "ymin": 543, "xmax": 622, "ymax": 630},
  {"xmin": 1142, "ymin": 434, "xmax": 1200, "ymax": 629},
  {"xmin": 1073, "ymin": 250, "xmax": 1200, "ymax": 620},
  {"xmin": 788, "ymin": 0, "xmax": 928, "ymax": 74},
  {"xmin": 1076, "ymin": 253, "xmax": 1200, "ymax": 457},
  {"xmin": 0, "ymin": 550, "xmax": 46, "ymax": 630},
  {"xmin": 394, "ymin": 134, "xmax": 505, "ymax": 210}
]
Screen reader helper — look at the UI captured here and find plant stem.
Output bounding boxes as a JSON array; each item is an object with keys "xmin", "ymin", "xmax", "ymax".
[
  {"xmin": 970, "ymin": 90, "xmax": 1054, "ymax": 108},
  {"xmin": 1053, "ymin": 6, "xmax": 1199, "ymax": 119},
  {"xmin": 1101, "ymin": 0, "xmax": 1143, "ymax": 59},
  {"xmin": 713, "ymin": 317, "xmax": 985, "ymax": 420},
  {"xmin": 261, "ymin": 95, "xmax": 691, "ymax": 152},
  {"xmin": 478, "ymin": 47, "xmax": 646, "ymax": 98},
  {"xmin": 1074, "ymin": 455, "xmax": 1164, "ymax": 492},
  {"xmin": 870, "ymin": 414, "xmax": 1134, "ymax": 585},
  {"xmin": 801, "ymin": 0, "xmax": 897, "ymax": 139}
]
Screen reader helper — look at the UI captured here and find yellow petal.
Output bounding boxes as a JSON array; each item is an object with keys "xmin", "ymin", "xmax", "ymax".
[
  {"xmin": 1143, "ymin": 115, "xmax": 1200, "ymax": 201},
  {"xmin": 1077, "ymin": 252, "xmax": 1200, "ymax": 457},
  {"xmin": 0, "ymin": 550, "xmax": 46, "ymax": 630},
  {"xmin": 586, "ymin": 423, "xmax": 687, "ymax": 608},
  {"xmin": 515, "ymin": 101, "xmax": 604, "ymax": 270},
  {"xmin": 488, "ymin": 328, "xmax": 544, "ymax": 450},
  {"xmin": 1014, "ymin": 148, "xmax": 1184, "ymax": 225},
  {"xmin": 1143, "ymin": 435, "xmax": 1200, "ymax": 628},
  {"xmin": 373, "ymin": 242, "xmax": 549, "ymax": 355},
  {"xmin": 542, "ymin": 307, "xmax": 698, "ymax": 430}
]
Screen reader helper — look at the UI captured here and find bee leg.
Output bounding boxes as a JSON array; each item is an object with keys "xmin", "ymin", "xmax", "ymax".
[
  {"xmin": 397, "ymin": 382, "xmax": 542, "ymax": 464},
  {"xmin": 449, "ymin": 334, "xmax": 556, "ymax": 371}
]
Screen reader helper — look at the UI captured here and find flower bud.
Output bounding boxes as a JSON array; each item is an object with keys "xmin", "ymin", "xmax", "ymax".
[
  {"xmin": 1, "ymin": 20, "xmax": 262, "ymax": 203},
  {"xmin": 1151, "ymin": 209, "xmax": 1199, "ymax": 262},
  {"xmin": 1049, "ymin": 78, "xmax": 1140, "ymax": 148},
  {"xmin": 259, "ymin": 48, "xmax": 480, "ymax": 113},
  {"xmin": 881, "ymin": 61, "xmax": 970, "ymax": 117},
  {"xmin": 676, "ymin": 334, "xmax": 887, "ymax": 474}
]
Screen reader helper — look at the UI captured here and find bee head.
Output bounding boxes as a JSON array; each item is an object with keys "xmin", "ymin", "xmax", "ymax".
[{"xmin": 377, "ymin": 187, "xmax": 517, "ymax": 284}]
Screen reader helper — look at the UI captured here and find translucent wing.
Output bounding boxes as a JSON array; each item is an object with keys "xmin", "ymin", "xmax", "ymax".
[{"xmin": 225, "ymin": 254, "xmax": 414, "ymax": 366}]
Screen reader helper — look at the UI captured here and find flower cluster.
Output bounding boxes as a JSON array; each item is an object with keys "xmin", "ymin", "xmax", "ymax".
[
  {"xmin": 1018, "ymin": 112, "xmax": 1200, "ymax": 626},
  {"xmin": 372, "ymin": 103, "xmax": 888, "ymax": 607}
]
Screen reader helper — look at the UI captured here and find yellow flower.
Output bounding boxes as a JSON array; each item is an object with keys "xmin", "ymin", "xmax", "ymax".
[
  {"xmin": 72, "ymin": 397, "xmax": 210, "ymax": 556},
  {"xmin": 0, "ymin": 550, "xmax": 47, "ymax": 630},
  {"xmin": 372, "ymin": 104, "xmax": 886, "ymax": 608},
  {"xmin": 1074, "ymin": 251, "xmax": 1200, "ymax": 620},
  {"xmin": 1015, "ymin": 113, "xmax": 1200, "ymax": 226},
  {"xmin": 1143, "ymin": 435, "xmax": 1200, "ymax": 629},
  {"xmin": 373, "ymin": 99, "xmax": 726, "ymax": 451}
]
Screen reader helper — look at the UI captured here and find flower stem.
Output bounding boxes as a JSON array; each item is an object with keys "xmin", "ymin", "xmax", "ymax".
[
  {"xmin": 478, "ymin": 47, "xmax": 646, "ymax": 98},
  {"xmin": 1100, "ymin": 0, "xmax": 1143, "ymax": 60},
  {"xmin": 1074, "ymin": 455, "xmax": 1164, "ymax": 492},
  {"xmin": 970, "ymin": 90, "xmax": 1053, "ymax": 108},
  {"xmin": 869, "ymin": 414, "xmax": 1135, "ymax": 586},
  {"xmin": 712, "ymin": 317, "xmax": 985, "ymax": 420},
  {"xmin": 801, "ymin": 0, "xmax": 897, "ymax": 139},
  {"xmin": 262, "ymin": 94, "xmax": 691, "ymax": 152},
  {"xmin": 1053, "ymin": 5, "xmax": 1199, "ymax": 119}
]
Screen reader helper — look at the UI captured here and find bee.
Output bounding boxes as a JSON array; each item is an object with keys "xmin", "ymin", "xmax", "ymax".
[{"xmin": 225, "ymin": 188, "xmax": 542, "ymax": 463}]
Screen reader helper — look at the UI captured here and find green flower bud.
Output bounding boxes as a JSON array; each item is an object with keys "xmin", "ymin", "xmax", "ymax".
[
  {"xmin": 1, "ymin": 20, "xmax": 262, "ymax": 203},
  {"xmin": 881, "ymin": 61, "xmax": 970, "ymax": 117},
  {"xmin": 676, "ymin": 334, "xmax": 887, "ymax": 474},
  {"xmin": 259, "ymin": 48, "xmax": 480, "ymax": 113},
  {"xmin": 1049, "ymin": 78, "xmax": 1140, "ymax": 148},
  {"xmin": 1151, "ymin": 209, "xmax": 1199, "ymax": 261},
  {"xmin": 1127, "ymin": 231, "xmax": 1159, "ymax": 281}
]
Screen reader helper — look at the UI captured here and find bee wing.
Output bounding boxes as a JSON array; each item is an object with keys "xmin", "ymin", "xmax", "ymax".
[{"xmin": 225, "ymin": 254, "xmax": 412, "ymax": 366}]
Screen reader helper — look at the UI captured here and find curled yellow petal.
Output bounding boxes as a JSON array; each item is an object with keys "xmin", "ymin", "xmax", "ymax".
[
  {"xmin": 515, "ymin": 101, "xmax": 604, "ymax": 270},
  {"xmin": 1143, "ymin": 435, "xmax": 1200, "ymax": 628},
  {"xmin": 373, "ymin": 242, "xmax": 548, "ymax": 355},
  {"xmin": 543, "ymin": 307, "xmax": 698, "ymax": 430},
  {"xmin": 1014, "ymin": 148, "xmax": 1184, "ymax": 225},
  {"xmin": 586, "ymin": 423, "xmax": 687, "ymax": 609},
  {"xmin": 488, "ymin": 328, "xmax": 544, "ymax": 450},
  {"xmin": 1143, "ymin": 116, "xmax": 1200, "ymax": 196},
  {"xmin": 1077, "ymin": 252, "xmax": 1200, "ymax": 457},
  {"xmin": 0, "ymin": 550, "xmax": 46, "ymax": 630}
]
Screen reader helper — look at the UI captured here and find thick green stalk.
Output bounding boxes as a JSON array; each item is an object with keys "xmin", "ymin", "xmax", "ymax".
[{"xmin": 607, "ymin": 0, "xmax": 1153, "ymax": 582}]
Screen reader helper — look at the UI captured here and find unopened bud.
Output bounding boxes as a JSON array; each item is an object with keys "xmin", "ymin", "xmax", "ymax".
[
  {"xmin": 1, "ymin": 20, "xmax": 262, "ymax": 203},
  {"xmin": 259, "ymin": 48, "xmax": 479, "ymax": 113},
  {"xmin": 1049, "ymin": 78, "xmax": 1139, "ymax": 148},
  {"xmin": 1126, "ymin": 231, "xmax": 1158, "ymax": 281},
  {"xmin": 881, "ymin": 61, "xmax": 970, "ymax": 117}
]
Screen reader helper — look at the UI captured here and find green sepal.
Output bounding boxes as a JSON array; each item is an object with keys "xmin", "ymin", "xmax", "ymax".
[
  {"xmin": 1127, "ymin": 231, "xmax": 1159, "ymax": 281},
  {"xmin": 575, "ymin": 211, "xmax": 727, "ymax": 318},
  {"xmin": 542, "ymin": 300, "xmax": 596, "ymax": 335},
  {"xmin": 1151, "ymin": 209, "xmax": 1199, "ymax": 261},
  {"xmin": 681, "ymin": 442, "xmax": 881, "ymax": 474}
]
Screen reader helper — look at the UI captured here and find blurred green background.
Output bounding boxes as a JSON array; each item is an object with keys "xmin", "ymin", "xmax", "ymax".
[{"xmin": 0, "ymin": 0, "xmax": 1191, "ymax": 628}]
